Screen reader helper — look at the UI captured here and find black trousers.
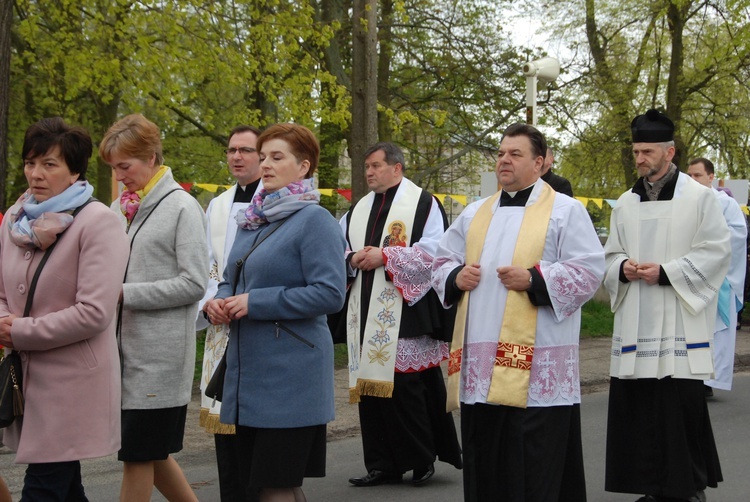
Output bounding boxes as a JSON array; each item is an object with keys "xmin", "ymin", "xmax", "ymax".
[
  {"xmin": 461, "ymin": 402, "xmax": 586, "ymax": 502},
  {"xmin": 215, "ymin": 433, "xmax": 249, "ymax": 502},
  {"xmin": 21, "ymin": 461, "xmax": 87, "ymax": 502},
  {"xmin": 606, "ymin": 377, "xmax": 722, "ymax": 499},
  {"xmin": 358, "ymin": 367, "xmax": 462, "ymax": 474}
]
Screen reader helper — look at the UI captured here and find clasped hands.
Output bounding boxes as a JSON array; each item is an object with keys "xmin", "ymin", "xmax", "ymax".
[
  {"xmin": 350, "ymin": 246, "xmax": 384, "ymax": 271},
  {"xmin": 455, "ymin": 263, "xmax": 532, "ymax": 292},
  {"xmin": 623, "ymin": 259, "xmax": 660, "ymax": 285},
  {"xmin": 204, "ymin": 294, "xmax": 249, "ymax": 325}
]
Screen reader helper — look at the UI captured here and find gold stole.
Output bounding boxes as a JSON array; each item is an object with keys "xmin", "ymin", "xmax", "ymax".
[
  {"xmin": 346, "ymin": 179, "xmax": 422, "ymax": 402},
  {"xmin": 447, "ymin": 184, "xmax": 555, "ymax": 411}
]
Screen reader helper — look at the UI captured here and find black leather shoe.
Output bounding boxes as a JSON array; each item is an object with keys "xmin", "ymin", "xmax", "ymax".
[
  {"xmin": 411, "ymin": 463, "xmax": 435, "ymax": 486},
  {"xmin": 348, "ymin": 470, "xmax": 402, "ymax": 487}
]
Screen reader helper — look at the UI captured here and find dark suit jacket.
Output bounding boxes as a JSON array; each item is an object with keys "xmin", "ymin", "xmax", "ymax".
[{"xmin": 541, "ymin": 169, "xmax": 574, "ymax": 197}]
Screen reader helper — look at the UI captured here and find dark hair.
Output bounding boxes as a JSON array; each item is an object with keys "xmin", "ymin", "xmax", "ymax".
[
  {"xmin": 22, "ymin": 117, "xmax": 93, "ymax": 180},
  {"xmin": 689, "ymin": 157, "xmax": 715, "ymax": 175},
  {"xmin": 256, "ymin": 123, "xmax": 319, "ymax": 177},
  {"xmin": 228, "ymin": 125, "xmax": 262, "ymax": 144},
  {"xmin": 99, "ymin": 114, "xmax": 163, "ymax": 166},
  {"xmin": 501, "ymin": 123, "xmax": 547, "ymax": 160},
  {"xmin": 364, "ymin": 142, "xmax": 406, "ymax": 173}
]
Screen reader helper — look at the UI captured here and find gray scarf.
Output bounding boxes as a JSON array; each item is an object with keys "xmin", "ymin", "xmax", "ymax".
[{"xmin": 645, "ymin": 164, "xmax": 678, "ymax": 201}]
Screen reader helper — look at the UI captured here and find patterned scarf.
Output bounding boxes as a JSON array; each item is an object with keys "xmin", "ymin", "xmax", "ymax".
[
  {"xmin": 120, "ymin": 165, "xmax": 168, "ymax": 224},
  {"xmin": 8, "ymin": 181, "xmax": 94, "ymax": 249},
  {"xmin": 645, "ymin": 163, "xmax": 678, "ymax": 201},
  {"xmin": 236, "ymin": 178, "xmax": 320, "ymax": 230}
]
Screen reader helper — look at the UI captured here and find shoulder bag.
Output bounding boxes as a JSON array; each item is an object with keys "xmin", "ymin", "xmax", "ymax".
[{"xmin": 205, "ymin": 218, "xmax": 289, "ymax": 405}]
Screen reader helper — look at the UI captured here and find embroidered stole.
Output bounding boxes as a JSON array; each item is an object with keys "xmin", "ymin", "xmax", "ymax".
[
  {"xmin": 447, "ymin": 184, "xmax": 555, "ymax": 411},
  {"xmin": 347, "ymin": 179, "xmax": 422, "ymax": 402}
]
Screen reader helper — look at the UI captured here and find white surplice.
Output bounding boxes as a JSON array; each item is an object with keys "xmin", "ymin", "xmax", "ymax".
[
  {"xmin": 706, "ymin": 189, "xmax": 747, "ymax": 390},
  {"xmin": 197, "ymin": 182, "xmax": 261, "ymax": 426},
  {"xmin": 604, "ymin": 173, "xmax": 731, "ymax": 381},
  {"xmin": 433, "ymin": 181, "xmax": 605, "ymax": 407}
]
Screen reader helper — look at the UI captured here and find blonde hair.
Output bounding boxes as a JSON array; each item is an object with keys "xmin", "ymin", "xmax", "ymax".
[{"xmin": 99, "ymin": 113, "xmax": 164, "ymax": 166}]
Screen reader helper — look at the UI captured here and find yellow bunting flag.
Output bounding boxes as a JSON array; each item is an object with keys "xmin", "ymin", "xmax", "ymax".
[{"xmin": 449, "ymin": 195, "xmax": 467, "ymax": 206}]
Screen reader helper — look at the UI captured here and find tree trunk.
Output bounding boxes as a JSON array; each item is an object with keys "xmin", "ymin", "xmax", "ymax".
[
  {"xmin": 377, "ymin": 0, "xmax": 393, "ymax": 142},
  {"xmin": 94, "ymin": 97, "xmax": 121, "ymax": 203},
  {"xmin": 0, "ymin": 0, "xmax": 13, "ymax": 211},
  {"xmin": 666, "ymin": 0, "xmax": 689, "ymax": 170},
  {"xmin": 349, "ymin": 0, "xmax": 378, "ymax": 204}
]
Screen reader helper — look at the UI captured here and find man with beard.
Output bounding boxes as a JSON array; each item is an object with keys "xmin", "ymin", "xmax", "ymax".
[{"xmin": 603, "ymin": 110, "xmax": 731, "ymax": 502}]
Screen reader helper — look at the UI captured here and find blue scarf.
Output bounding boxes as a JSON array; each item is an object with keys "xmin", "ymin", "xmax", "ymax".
[{"xmin": 8, "ymin": 181, "xmax": 94, "ymax": 249}]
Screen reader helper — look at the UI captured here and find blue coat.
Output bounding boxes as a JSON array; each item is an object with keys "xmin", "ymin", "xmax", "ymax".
[{"xmin": 217, "ymin": 204, "xmax": 347, "ymax": 428}]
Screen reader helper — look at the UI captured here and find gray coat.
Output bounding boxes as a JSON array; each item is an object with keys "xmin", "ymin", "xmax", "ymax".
[{"xmin": 111, "ymin": 169, "xmax": 208, "ymax": 409}]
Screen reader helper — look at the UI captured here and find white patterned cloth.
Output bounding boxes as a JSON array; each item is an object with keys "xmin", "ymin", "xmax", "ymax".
[{"xmin": 433, "ymin": 181, "xmax": 605, "ymax": 407}]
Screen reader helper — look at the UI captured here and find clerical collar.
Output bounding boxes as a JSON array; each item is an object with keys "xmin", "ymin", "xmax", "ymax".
[
  {"xmin": 234, "ymin": 178, "xmax": 260, "ymax": 203},
  {"xmin": 499, "ymin": 183, "xmax": 536, "ymax": 207},
  {"xmin": 374, "ymin": 182, "xmax": 401, "ymax": 201}
]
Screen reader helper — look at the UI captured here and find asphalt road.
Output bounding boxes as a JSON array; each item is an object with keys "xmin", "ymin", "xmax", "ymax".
[{"xmin": 2, "ymin": 373, "xmax": 749, "ymax": 501}]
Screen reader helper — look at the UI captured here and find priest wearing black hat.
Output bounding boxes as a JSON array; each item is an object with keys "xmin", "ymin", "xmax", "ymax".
[{"xmin": 602, "ymin": 109, "xmax": 731, "ymax": 502}]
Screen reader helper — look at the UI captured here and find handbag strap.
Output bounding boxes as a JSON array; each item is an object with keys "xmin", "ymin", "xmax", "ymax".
[
  {"xmin": 23, "ymin": 197, "xmax": 97, "ymax": 317},
  {"xmin": 116, "ymin": 187, "xmax": 183, "ymax": 337},
  {"xmin": 231, "ymin": 217, "xmax": 290, "ymax": 294},
  {"xmin": 125, "ymin": 188, "xmax": 183, "ymax": 250}
]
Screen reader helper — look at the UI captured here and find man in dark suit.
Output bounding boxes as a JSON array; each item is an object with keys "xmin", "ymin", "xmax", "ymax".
[{"xmin": 541, "ymin": 147, "xmax": 573, "ymax": 197}]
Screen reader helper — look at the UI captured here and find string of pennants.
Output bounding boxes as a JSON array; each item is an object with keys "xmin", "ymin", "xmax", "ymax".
[{"xmin": 178, "ymin": 183, "xmax": 750, "ymax": 215}]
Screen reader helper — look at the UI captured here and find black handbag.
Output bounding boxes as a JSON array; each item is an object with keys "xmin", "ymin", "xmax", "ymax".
[
  {"xmin": 0, "ymin": 351, "xmax": 23, "ymax": 428},
  {"xmin": 204, "ymin": 218, "xmax": 289, "ymax": 405},
  {"xmin": 0, "ymin": 198, "xmax": 95, "ymax": 428}
]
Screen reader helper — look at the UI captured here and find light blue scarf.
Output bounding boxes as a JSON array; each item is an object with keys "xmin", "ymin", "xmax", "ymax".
[{"xmin": 9, "ymin": 181, "xmax": 94, "ymax": 249}]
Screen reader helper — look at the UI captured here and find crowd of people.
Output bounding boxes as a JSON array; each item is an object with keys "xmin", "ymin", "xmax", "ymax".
[{"xmin": 0, "ymin": 108, "xmax": 741, "ymax": 502}]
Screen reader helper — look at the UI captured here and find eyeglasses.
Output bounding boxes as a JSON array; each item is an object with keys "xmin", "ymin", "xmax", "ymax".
[{"xmin": 224, "ymin": 147, "xmax": 257, "ymax": 156}]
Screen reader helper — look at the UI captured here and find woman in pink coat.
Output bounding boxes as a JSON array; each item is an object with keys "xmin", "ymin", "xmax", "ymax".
[{"xmin": 0, "ymin": 117, "xmax": 129, "ymax": 500}]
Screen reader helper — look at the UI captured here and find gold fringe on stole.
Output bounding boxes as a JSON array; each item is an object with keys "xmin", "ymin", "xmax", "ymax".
[
  {"xmin": 487, "ymin": 184, "xmax": 555, "ymax": 408},
  {"xmin": 349, "ymin": 379, "xmax": 395, "ymax": 403},
  {"xmin": 447, "ymin": 191, "xmax": 503, "ymax": 412},
  {"xmin": 349, "ymin": 387, "xmax": 360, "ymax": 404},
  {"xmin": 199, "ymin": 407, "xmax": 236, "ymax": 435}
]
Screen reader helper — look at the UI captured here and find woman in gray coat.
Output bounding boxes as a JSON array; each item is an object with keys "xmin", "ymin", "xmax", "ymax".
[
  {"xmin": 100, "ymin": 114, "xmax": 208, "ymax": 502},
  {"xmin": 205, "ymin": 123, "xmax": 346, "ymax": 502}
]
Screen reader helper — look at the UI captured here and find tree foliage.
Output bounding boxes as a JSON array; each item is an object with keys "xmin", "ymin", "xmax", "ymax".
[
  {"xmin": 7, "ymin": 0, "xmax": 347, "ymax": 202},
  {"xmin": 539, "ymin": 0, "xmax": 750, "ymax": 197}
]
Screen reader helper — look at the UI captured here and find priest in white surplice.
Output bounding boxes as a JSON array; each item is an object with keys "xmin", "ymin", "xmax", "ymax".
[
  {"xmin": 687, "ymin": 157, "xmax": 747, "ymax": 393},
  {"xmin": 433, "ymin": 123, "xmax": 604, "ymax": 502},
  {"xmin": 604, "ymin": 110, "xmax": 731, "ymax": 502},
  {"xmin": 196, "ymin": 125, "xmax": 263, "ymax": 501}
]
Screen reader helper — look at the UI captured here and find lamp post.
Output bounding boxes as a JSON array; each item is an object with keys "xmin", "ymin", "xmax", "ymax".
[{"xmin": 522, "ymin": 57, "xmax": 560, "ymax": 125}]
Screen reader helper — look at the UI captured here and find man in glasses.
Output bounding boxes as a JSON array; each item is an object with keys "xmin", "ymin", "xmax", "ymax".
[{"xmin": 196, "ymin": 124, "xmax": 263, "ymax": 501}]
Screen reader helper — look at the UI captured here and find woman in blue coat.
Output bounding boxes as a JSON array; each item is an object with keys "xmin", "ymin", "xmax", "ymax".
[{"xmin": 205, "ymin": 123, "xmax": 346, "ymax": 502}]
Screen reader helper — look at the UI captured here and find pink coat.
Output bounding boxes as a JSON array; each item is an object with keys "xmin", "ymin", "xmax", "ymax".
[{"xmin": 0, "ymin": 201, "xmax": 128, "ymax": 463}]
